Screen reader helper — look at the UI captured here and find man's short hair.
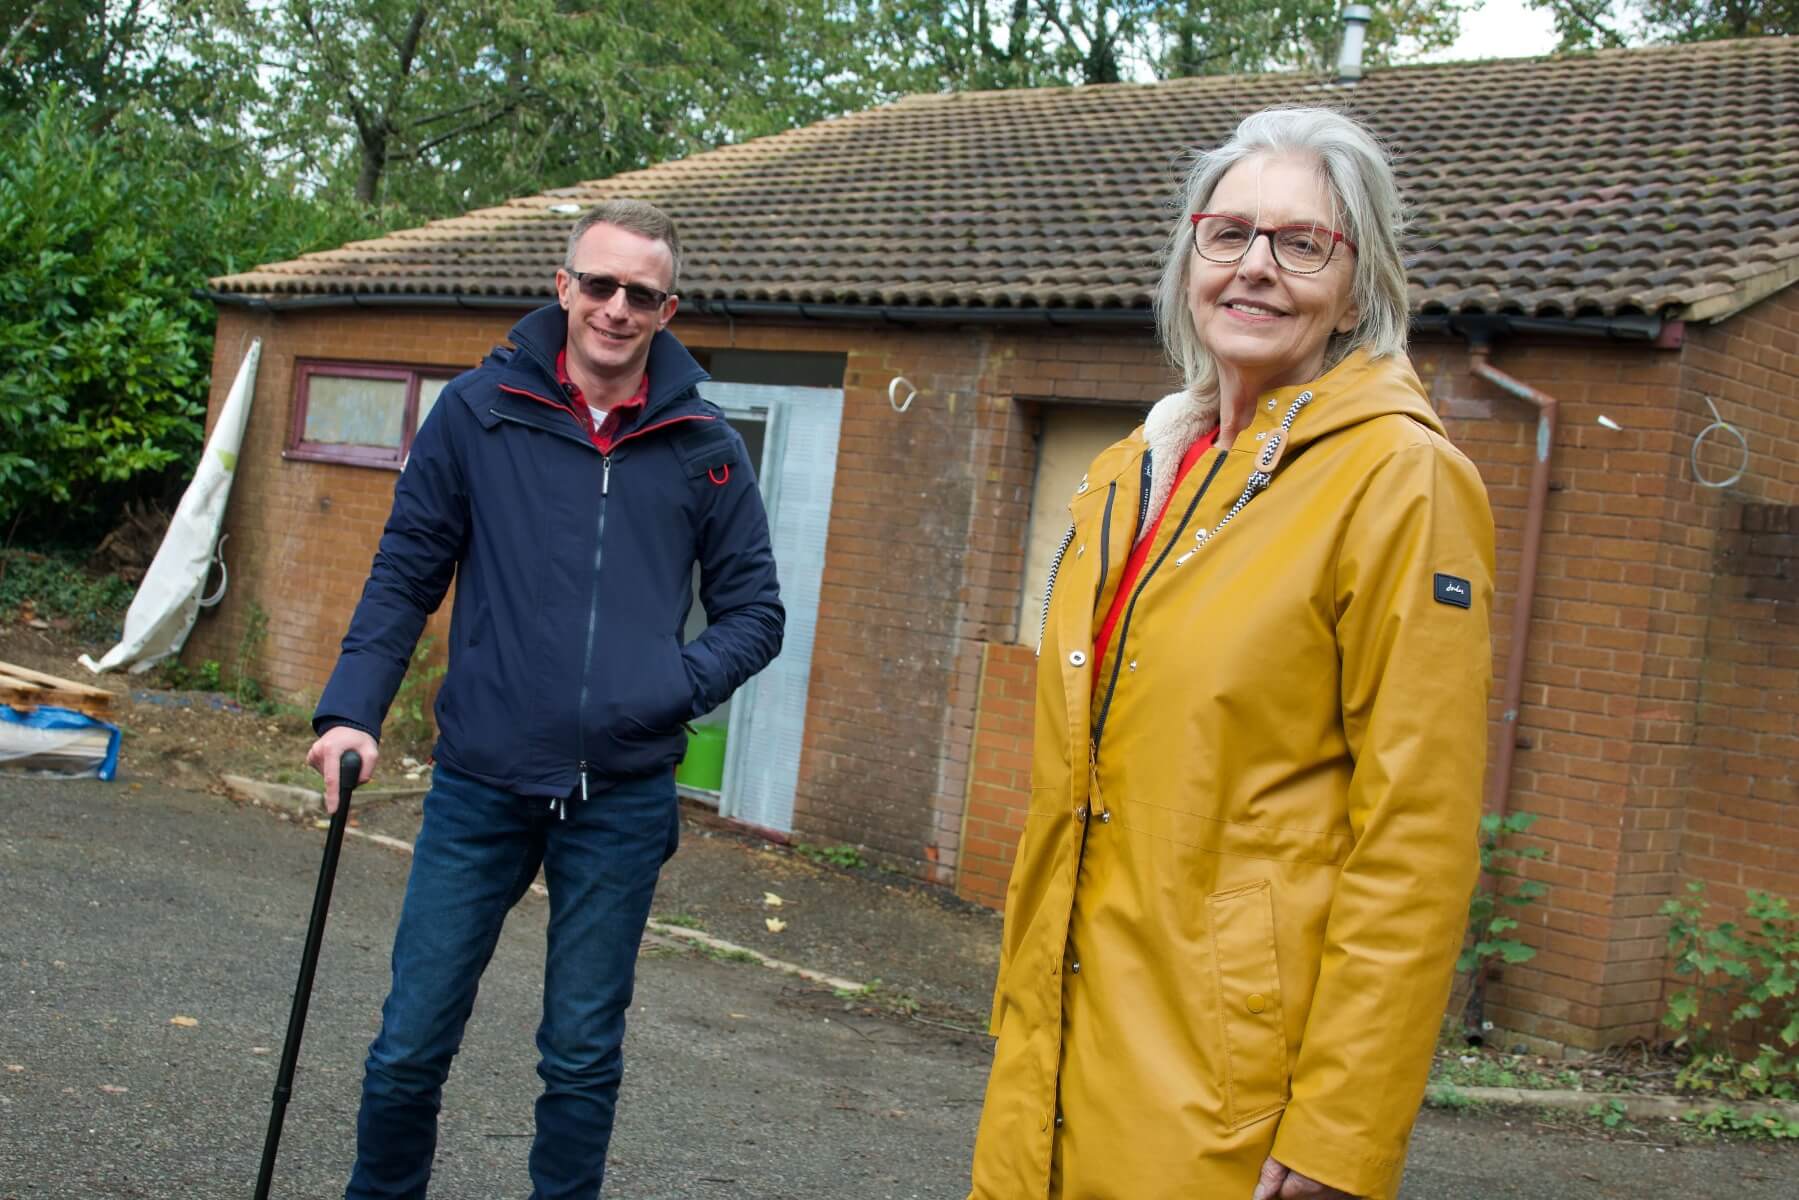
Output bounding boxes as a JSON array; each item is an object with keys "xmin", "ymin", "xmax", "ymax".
[{"xmin": 564, "ymin": 199, "xmax": 683, "ymax": 292}]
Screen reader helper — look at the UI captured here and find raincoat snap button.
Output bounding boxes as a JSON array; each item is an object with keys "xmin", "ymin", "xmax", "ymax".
[
  {"xmin": 1068, "ymin": 650, "xmax": 1086, "ymax": 667},
  {"xmin": 1246, "ymin": 993, "xmax": 1267, "ymax": 1014},
  {"xmin": 1071, "ymin": 960, "xmax": 1082, "ymax": 974},
  {"xmin": 1098, "ymin": 811, "xmax": 1111, "ymax": 824},
  {"xmin": 1074, "ymin": 805, "xmax": 1088, "ymax": 823}
]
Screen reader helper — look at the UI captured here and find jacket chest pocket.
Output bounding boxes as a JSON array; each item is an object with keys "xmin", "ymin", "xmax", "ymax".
[{"xmin": 1208, "ymin": 879, "xmax": 1290, "ymax": 1130}]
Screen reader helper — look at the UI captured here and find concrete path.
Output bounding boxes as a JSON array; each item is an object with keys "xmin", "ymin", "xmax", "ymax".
[{"xmin": 2, "ymin": 775, "xmax": 1794, "ymax": 1198}]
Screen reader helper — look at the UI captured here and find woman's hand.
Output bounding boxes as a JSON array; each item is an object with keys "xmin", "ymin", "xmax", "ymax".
[{"xmin": 1252, "ymin": 1156, "xmax": 1356, "ymax": 1199}]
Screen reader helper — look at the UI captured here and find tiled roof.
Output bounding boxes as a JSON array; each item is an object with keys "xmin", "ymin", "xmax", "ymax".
[{"xmin": 212, "ymin": 37, "xmax": 1798, "ymax": 323}]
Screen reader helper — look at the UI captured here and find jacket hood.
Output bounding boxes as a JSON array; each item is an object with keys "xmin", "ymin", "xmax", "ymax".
[{"xmin": 1139, "ymin": 350, "xmax": 1441, "ymax": 532}]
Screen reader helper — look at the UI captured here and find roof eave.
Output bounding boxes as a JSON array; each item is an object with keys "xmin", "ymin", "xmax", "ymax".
[
  {"xmin": 204, "ymin": 286, "xmax": 1673, "ymax": 343},
  {"xmin": 1678, "ymin": 260, "xmax": 1799, "ymax": 325}
]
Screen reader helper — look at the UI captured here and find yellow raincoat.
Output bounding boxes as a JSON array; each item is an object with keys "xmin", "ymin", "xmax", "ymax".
[{"xmin": 970, "ymin": 350, "xmax": 1495, "ymax": 1199}]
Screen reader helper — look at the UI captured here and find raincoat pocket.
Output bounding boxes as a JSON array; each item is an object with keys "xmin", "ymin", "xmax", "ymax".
[{"xmin": 1208, "ymin": 879, "xmax": 1290, "ymax": 1130}]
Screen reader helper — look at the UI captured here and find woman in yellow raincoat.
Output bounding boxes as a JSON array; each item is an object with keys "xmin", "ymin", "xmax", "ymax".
[{"xmin": 970, "ymin": 108, "xmax": 1495, "ymax": 1200}]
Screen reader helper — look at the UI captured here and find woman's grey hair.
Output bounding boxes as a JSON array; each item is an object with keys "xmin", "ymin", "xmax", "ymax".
[
  {"xmin": 1153, "ymin": 106, "xmax": 1409, "ymax": 396},
  {"xmin": 565, "ymin": 198, "xmax": 683, "ymax": 292}
]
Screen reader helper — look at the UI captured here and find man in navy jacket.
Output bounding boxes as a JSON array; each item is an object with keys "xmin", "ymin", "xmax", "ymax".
[{"xmin": 306, "ymin": 199, "xmax": 783, "ymax": 1199}]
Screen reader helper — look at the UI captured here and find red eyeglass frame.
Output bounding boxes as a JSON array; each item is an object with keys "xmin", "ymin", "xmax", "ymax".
[{"xmin": 1189, "ymin": 212, "xmax": 1358, "ymax": 270}]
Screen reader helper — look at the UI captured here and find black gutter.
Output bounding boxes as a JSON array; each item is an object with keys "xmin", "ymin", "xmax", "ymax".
[
  {"xmin": 199, "ymin": 287, "xmax": 1666, "ymax": 341},
  {"xmin": 197, "ymin": 288, "xmax": 1153, "ymax": 327}
]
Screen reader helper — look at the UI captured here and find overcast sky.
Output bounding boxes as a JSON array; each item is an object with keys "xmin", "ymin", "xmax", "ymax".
[{"xmin": 1421, "ymin": 0, "xmax": 1564, "ymax": 62}]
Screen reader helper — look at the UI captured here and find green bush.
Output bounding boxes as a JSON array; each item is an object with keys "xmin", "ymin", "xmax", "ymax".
[
  {"xmin": 0, "ymin": 89, "xmax": 380, "ymax": 537},
  {"xmin": 1661, "ymin": 882, "xmax": 1799, "ymax": 1103}
]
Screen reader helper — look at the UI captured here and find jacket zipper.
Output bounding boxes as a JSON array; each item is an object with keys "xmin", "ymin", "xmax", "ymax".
[
  {"xmin": 574, "ymin": 455, "xmax": 611, "ymax": 815},
  {"xmin": 1035, "ymin": 523, "xmax": 1075, "ymax": 658},
  {"xmin": 1090, "ymin": 451, "xmax": 1228, "ymax": 754},
  {"xmin": 494, "ymin": 395, "xmax": 719, "ymax": 808}
]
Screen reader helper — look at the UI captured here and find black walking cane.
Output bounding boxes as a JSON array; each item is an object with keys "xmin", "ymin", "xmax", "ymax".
[{"xmin": 253, "ymin": 748, "xmax": 362, "ymax": 1199}]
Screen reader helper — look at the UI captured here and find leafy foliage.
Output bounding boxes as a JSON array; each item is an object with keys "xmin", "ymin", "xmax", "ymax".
[
  {"xmin": 796, "ymin": 842, "xmax": 869, "ymax": 870},
  {"xmin": 842, "ymin": 0, "xmax": 1466, "ymax": 93},
  {"xmin": 1682, "ymin": 1104, "xmax": 1799, "ymax": 1140},
  {"xmin": 1661, "ymin": 882, "xmax": 1799, "ymax": 1103},
  {"xmin": 0, "ymin": 87, "xmax": 379, "ymax": 535},
  {"xmin": 1526, "ymin": 0, "xmax": 1797, "ymax": 51},
  {"xmin": 0, "ymin": 547, "xmax": 133, "ymax": 638},
  {"xmin": 384, "ymin": 635, "xmax": 447, "ymax": 756},
  {"xmin": 1457, "ymin": 811, "xmax": 1549, "ymax": 975}
]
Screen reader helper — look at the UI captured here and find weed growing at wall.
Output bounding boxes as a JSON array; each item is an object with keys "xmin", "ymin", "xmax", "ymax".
[
  {"xmin": 385, "ymin": 636, "xmax": 446, "ymax": 757},
  {"xmin": 1661, "ymin": 882, "xmax": 1799, "ymax": 1104},
  {"xmin": 1458, "ymin": 811, "xmax": 1549, "ymax": 976}
]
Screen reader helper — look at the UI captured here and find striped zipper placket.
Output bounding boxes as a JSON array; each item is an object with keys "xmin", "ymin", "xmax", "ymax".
[{"xmin": 1173, "ymin": 390, "xmax": 1313, "ymax": 568}]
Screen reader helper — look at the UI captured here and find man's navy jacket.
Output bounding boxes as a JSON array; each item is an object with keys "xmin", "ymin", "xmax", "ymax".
[{"xmin": 314, "ymin": 303, "xmax": 785, "ymax": 798}]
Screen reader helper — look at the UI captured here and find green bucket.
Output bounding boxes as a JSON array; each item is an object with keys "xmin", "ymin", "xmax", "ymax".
[{"xmin": 675, "ymin": 723, "xmax": 728, "ymax": 791}]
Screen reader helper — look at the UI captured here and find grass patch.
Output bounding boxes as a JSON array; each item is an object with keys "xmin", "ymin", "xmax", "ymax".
[{"xmin": 1433, "ymin": 1049, "xmax": 1581, "ymax": 1093}]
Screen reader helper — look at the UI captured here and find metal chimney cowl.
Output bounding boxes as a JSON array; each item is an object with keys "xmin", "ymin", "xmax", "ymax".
[{"xmin": 1337, "ymin": 4, "xmax": 1374, "ymax": 83}]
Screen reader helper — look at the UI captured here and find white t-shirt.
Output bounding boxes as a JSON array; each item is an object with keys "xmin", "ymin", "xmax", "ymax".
[{"xmin": 589, "ymin": 405, "xmax": 609, "ymax": 428}]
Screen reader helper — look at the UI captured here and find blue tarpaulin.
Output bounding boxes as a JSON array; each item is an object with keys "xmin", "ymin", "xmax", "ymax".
[{"xmin": 0, "ymin": 704, "xmax": 121, "ymax": 780}]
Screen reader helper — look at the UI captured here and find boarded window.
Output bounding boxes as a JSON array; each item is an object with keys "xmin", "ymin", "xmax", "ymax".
[
  {"xmin": 1017, "ymin": 405, "xmax": 1144, "ymax": 642},
  {"xmin": 288, "ymin": 362, "xmax": 456, "ymax": 469}
]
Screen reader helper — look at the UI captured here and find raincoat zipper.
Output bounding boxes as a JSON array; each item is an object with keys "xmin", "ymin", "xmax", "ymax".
[{"xmin": 1090, "ymin": 451, "xmax": 1228, "ymax": 753}]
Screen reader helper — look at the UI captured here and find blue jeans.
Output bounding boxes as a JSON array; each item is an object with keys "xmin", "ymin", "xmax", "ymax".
[{"xmin": 345, "ymin": 763, "xmax": 679, "ymax": 1200}]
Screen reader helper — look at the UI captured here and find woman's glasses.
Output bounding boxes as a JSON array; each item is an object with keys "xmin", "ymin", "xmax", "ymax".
[
  {"xmin": 1190, "ymin": 213, "xmax": 1356, "ymax": 275},
  {"xmin": 567, "ymin": 270, "xmax": 671, "ymax": 312}
]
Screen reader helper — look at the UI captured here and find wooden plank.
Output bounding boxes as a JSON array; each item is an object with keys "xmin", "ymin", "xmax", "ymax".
[
  {"xmin": 0, "ymin": 659, "xmax": 114, "ymax": 699},
  {"xmin": 0, "ymin": 679, "xmax": 117, "ymax": 719}
]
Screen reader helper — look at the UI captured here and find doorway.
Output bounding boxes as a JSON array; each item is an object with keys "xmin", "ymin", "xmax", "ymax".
[{"xmin": 681, "ymin": 380, "xmax": 844, "ymax": 835}]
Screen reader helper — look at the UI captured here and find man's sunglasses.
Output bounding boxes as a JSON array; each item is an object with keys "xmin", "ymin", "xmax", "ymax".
[{"xmin": 567, "ymin": 270, "xmax": 671, "ymax": 312}]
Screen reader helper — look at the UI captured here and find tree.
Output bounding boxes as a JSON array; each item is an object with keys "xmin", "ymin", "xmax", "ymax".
[
  {"xmin": 841, "ymin": 0, "xmax": 1466, "ymax": 92},
  {"xmin": 213, "ymin": 0, "xmax": 870, "ymax": 218},
  {"xmin": 0, "ymin": 1, "xmax": 259, "ymax": 128},
  {"xmin": 1527, "ymin": 0, "xmax": 1797, "ymax": 50},
  {"xmin": 0, "ymin": 87, "xmax": 376, "ymax": 536}
]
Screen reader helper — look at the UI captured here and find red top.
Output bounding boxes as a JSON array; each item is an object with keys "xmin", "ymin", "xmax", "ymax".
[
  {"xmin": 557, "ymin": 348, "xmax": 649, "ymax": 452},
  {"xmin": 1093, "ymin": 426, "xmax": 1219, "ymax": 675}
]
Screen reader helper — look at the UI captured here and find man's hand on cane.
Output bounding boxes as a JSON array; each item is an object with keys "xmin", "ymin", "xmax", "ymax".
[{"xmin": 307, "ymin": 726, "xmax": 379, "ymax": 814}]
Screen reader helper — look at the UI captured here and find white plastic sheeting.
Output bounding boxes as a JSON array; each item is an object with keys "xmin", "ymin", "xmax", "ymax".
[{"xmin": 80, "ymin": 339, "xmax": 260, "ymax": 676}]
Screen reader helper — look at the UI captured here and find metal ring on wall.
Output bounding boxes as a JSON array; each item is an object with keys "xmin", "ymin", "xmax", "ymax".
[
  {"xmin": 1691, "ymin": 396, "xmax": 1749, "ymax": 490},
  {"xmin": 889, "ymin": 376, "xmax": 917, "ymax": 414}
]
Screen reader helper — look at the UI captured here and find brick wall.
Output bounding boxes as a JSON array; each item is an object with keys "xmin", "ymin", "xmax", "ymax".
[
  {"xmin": 186, "ymin": 307, "xmax": 510, "ymax": 702},
  {"xmin": 1674, "ymin": 286, "xmax": 1799, "ymax": 974},
  {"xmin": 767, "ymin": 322, "xmax": 1169, "ymax": 882},
  {"xmin": 1688, "ymin": 503, "xmax": 1799, "ymax": 917},
  {"xmin": 198, "ymin": 290, "xmax": 1799, "ymax": 1051},
  {"xmin": 956, "ymin": 642, "xmax": 1037, "ymax": 908}
]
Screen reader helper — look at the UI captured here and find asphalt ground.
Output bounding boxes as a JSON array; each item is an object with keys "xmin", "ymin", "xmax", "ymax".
[{"xmin": 3, "ymin": 774, "xmax": 1795, "ymax": 1198}]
